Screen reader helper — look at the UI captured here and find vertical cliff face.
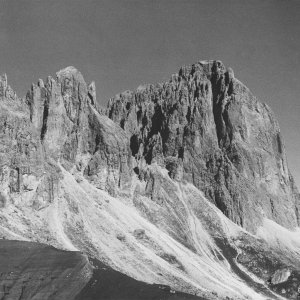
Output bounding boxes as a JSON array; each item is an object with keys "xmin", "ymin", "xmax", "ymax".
[
  {"xmin": 106, "ymin": 60, "xmax": 300, "ymax": 232},
  {"xmin": 0, "ymin": 74, "xmax": 49, "ymax": 208},
  {"xmin": 0, "ymin": 67, "xmax": 131, "ymax": 214}
]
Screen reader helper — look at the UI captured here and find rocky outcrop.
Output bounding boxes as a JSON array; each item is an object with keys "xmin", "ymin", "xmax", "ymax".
[
  {"xmin": 106, "ymin": 60, "xmax": 300, "ymax": 232},
  {"xmin": 271, "ymin": 268, "xmax": 292, "ymax": 285},
  {"xmin": 0, "ymin": 67, "xmax": 131, "ymax": 212},
  {"xmin": 0, "ymin": 74, "xmax": 49, "ymax": 209}
]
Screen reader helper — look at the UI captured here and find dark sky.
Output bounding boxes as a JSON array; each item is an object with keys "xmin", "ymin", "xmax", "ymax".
[{"xmin": 0, "ymin": 0, "xmax": 299, "ymax": 187}]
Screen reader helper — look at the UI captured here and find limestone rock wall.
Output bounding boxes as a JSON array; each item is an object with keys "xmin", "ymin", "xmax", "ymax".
[
  {"xmin": 106, "ymin": 60, "xmax": 300, "ymax": 232},
  {"xmin": 0, "ymin": 67, "xmax": 131, "ymax": 212}
]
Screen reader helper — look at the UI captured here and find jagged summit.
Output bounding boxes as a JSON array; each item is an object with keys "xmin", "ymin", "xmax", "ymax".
[
  {"xmin": 56, "ymin": 65, "xmax": 79, "ymax": 76},
  {"xmin": 107, "ymin": 59, "xmax": 300, "ymax": 232},
  {"xmin": 56, "ymin": 66, "xmax": 84, "ymax": 81},
  {"xmin": 0, "ymin": 73, "xmax": 18, "ymax": 101},
  {"xmin": 0, "ymin": 73, "xmax": 8, "ymax": 88}
]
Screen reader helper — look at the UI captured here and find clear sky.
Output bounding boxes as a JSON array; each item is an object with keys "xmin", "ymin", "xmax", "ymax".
[{"xmin": 0, "ymin": 0, "xmax": 299, "ymax": 188}]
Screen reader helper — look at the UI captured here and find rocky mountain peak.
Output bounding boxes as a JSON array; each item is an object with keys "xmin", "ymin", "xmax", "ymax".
[
  {"xmin": 0, "ymin": 62, "xmax": 300, "ymax": 299},
  {"xmin": 0, "ymin": 61, "xmax": 298, "ymax": 233},
  {"xmin": 106, "ymin": 59, "xmax": 300, "ymax": 232},
  {"xmin": 0, "ymin": 73, "xmax": 18, "ymax": 101},
  {"xmin": 0, "ymin": 73, "xmax": 8, "ymax": 89},
  {"xmin": 56, "ymin": 65, "xmax": 80, "ymax": 76}
]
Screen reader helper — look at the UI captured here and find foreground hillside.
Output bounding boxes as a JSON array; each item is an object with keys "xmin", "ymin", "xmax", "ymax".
[
  {"xmin": 0, "ymin": 240, "xmax": 90, "ymax": 299},
  {"xmin": 0, "ymin": 240, "xmax": 202, "ymax": 300},
  {"xmin": 0, "ymin": 61, "xmax": 299, "ymax": 299}
]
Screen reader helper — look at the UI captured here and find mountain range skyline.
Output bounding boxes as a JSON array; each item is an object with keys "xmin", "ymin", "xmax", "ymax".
[
  {"xmin": 0, "ymin": 1, "xmax": 300, "ymax": 299},
  {"xmin": 0, "ymin": 0, "xmax": 299, "ymax": 189}
]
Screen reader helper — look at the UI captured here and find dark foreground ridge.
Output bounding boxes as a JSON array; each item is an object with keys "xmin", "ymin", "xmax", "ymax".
[
  {"xmin": 76, "ymin": 258, "xmax": 204, "ymax": 300},
  {"xmin": 0, "ymin": 239, "xmax": 90, "ymax": 299},
  {"xmin": 0, "ymin": 239, "xmax": 204, "ymax": 300}
]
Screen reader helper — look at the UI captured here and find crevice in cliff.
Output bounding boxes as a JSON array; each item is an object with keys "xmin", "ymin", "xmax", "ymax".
[
  {"xmin": 40, "ymin": 97, "xmax": 49, "ymax": 140},
  {"xmin": 296, "ymin": 206, "xmax": 300, "ymax": 226},
  {"xmin": 211, "ymin": 80, "xmax": 233, "ymax": 149},
  {"xmin": 222, "ymin": 104, "xmax": 233, "ymax": 147},
  {"xmin": 149, "ymin": 106, "xmax": 165, "ymax": 137},
  {"xmin": 144, "ymin": 145, "xmax": 153, "ymax": 165},
  {"xmin": 130, "ymin": 135, "xmax": 139, "ymax": 156},
  {"xmin": 276, "ymin": 133, "xmax": 283, "ymax": 154},
  {"xmin": 212, "ymin": 101, "xmax": 224, "ymax": 147},
  {"xmin": 178, "ymin": 147, "xmax": 184, "ymax": 159},
  {"xmin": 211, "ymin": 77, "xmax": 225, "ymax": 149},
  {"xmin": 120, "ymin": 119, "xmax": 125, "ymax": 129}
]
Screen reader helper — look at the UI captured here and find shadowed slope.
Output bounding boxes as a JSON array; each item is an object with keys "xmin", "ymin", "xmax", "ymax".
[
  {"xmin": 0, "ymin": 240, "xmax": 91, "ymax": 300},
  {"xmin": 0, "ymin": 240, "xmax": 205, "ymax": 300},
  {"xmin": 76, "ymin": 258, "xmax": 205, "ymax": 300}
]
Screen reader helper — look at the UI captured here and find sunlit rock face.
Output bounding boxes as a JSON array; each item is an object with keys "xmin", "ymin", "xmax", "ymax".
[
  {"xmin": 107, "ymin": 60, "xmax": 300, "ymax": 233},
  {"xmin": 0, "ymin": 68, "xmax": 131, "ymax": 222}
]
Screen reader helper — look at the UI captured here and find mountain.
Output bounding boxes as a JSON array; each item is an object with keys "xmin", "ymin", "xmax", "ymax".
[
  {"xmin": 106, "ymin": 60, "xmax": 300, "ymax": 232},
  {"xmin": 0, "ymin": 61, "xmax": 299, "ymax": 299}
]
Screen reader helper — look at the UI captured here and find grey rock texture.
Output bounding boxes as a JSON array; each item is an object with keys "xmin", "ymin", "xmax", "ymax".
[
  {"xmin": 271, "ymin": 268, "xmax": 292, "ymax": 285},
  {"xmin": 106, "ymin": 60, "xmax": 300, "ymax": 233},
  {"xmin": 0, "ymin": 67, "xmax": 131, "ymax": 213},
  {"xmin": 2, "ymin": 61, "xmax": 297, "ymax": 233},
  {"xmin": 0, "ymin": 62, "xmax": 300, "ymax": 299}
]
